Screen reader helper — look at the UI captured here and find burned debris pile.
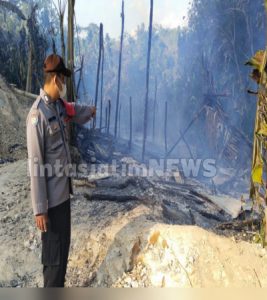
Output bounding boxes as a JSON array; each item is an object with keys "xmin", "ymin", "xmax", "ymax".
[
  {"xmin": 72, "ymin": 124, "xmax": 236, "ymax": 231},
  {"xmin": 75, "ymin": 124, "xmax": 115, "ymax": 163}
]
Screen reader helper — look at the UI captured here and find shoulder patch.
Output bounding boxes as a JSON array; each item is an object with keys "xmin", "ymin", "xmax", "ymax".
[{"xmin": 30, "ymin": 109, "xmax": 40, "ymax": 126}]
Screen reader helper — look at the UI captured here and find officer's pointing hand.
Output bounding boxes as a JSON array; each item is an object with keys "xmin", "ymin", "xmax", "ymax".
[
  {"xmin": 35, "ymin": 213, "xmax": 48, "ymax": 232},
  {"xmin": 90, "ymin": 106, "xmax": 96, "ymax": 118}
]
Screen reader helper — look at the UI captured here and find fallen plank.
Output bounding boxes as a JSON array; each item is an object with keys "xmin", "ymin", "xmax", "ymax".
[
  {"xmin": 11, "ymin": 86, "xmax": 37, "ymax": 100},
  {"xmin": 84, "ymin": 193, "xmax": 140, "ymax": 202},
  {"xmin": 215, "ymin": 217, "xmax": 261, "ymax": 231}
]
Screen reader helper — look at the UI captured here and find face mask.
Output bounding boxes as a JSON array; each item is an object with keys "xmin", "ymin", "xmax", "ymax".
[{"xmin": 57, "ymin": 77, "xmax": 67, "ymax": 98}]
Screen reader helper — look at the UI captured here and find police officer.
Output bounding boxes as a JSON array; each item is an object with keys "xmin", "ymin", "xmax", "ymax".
[{"xmin": 26, "ymin": 54, "xmax": 96, "ymax": 287}]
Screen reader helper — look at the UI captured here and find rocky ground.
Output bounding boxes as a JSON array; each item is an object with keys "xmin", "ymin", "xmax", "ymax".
[{"xmin": 0, "ymin": 75, "xmax": 31, "ymax": 162}]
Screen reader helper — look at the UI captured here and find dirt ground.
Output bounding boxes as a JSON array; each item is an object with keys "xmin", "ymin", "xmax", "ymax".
[{"xmin": 0, "ymin": 159, "xmax": 267, "ymax": 288}]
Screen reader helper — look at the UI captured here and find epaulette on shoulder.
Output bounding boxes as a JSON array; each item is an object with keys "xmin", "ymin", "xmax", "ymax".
[
  {"xmin": 26, "ymin": 96, "xmax": 41, "ymax": 126},
  {"xmin": 32, "ymin": 96, "xmax": 42, "ymax": 110}
]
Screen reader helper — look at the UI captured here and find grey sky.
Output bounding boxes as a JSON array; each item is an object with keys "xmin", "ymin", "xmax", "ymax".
[{"xmin": 75, "ymin": 0, "xmax": 191, "ymax": 38}]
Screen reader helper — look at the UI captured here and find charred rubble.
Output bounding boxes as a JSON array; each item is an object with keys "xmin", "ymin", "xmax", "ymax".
[{"xmin": 71, "ymin": 123, "xmax": 259, "ymax": 239}]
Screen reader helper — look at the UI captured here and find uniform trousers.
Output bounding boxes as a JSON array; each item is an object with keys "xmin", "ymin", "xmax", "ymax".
[{"xmin": 41, "ymin": 198, "xmax": 71, "ymax": 287}]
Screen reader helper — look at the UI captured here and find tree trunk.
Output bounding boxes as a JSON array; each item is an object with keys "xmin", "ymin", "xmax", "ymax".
[
  {"xmin": 67, "ymin": 0, "xmax": 75, "ymax": 145},
  {"xmin": 67, "ymin": 0, "xmax": 75, "ymax": 103},
  {"xmin": 52, "ymin": 38, "xmax": 57, "ymax": 54},
  {"xmin": 26, "ymin": 40, "xmax": 33, "ymax": 92},
  {"xmin": 114, "ymin": 0, "xmax": 125, "ymax": 137},
  {"xmin": 93, "ymin": 23, "xmax": 103, "ymax": 128},
  {"xmin": 0, "ymin": 1, "xmax": 39, "ymax": 93},
  {"xmin": 0, "ymin": 1, "xmax": 26, "ymax": 20},
  {"xmin": 142, "ymin": 0, "xmax": 154, "ymax": 161},
  {"xmin": 60, "ymin": 14, "xmax": 66, "ymax": 61}
]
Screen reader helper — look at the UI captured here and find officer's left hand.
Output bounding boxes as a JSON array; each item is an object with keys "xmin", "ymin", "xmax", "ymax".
[{"xmin": 35, "ymin": 213, "xmax": 48, "ymax": 232}]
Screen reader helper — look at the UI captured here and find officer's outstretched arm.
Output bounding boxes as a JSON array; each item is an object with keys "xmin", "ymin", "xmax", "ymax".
[
  {"xmin": 26, "ymin": 108, "xmax": 48, "ymax": 216},
  {"xmin": 71, "ymin": 103, "xmax": 96, "ymax": 124},
  {"xmin": 61, "ymin": 99, "xmax": 95, "ymax": 125}
]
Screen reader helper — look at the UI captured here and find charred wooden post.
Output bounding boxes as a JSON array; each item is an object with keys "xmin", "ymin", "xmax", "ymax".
[
  {"xmin": 118, "ymin": 103, "xmax": 122, "ymax": 138},
  {"xmin": 76, "ymin": 55, "xmax": 84, "ymax": 97},
  {"xmin": 93, "ymin": 23, "xmax": 103, "ymax": 128},
  {"xmin": 99, "ymin": 27, "xmax": 105, "ymax": 131},
  {"xmin": 129, "ymin": 96, "xmax": 133, "ymax": 149},
  {"xmin": 107, "ymin": 99, "xmax": 111, "ymax": 135},
  {"xmin": 164, "ymin": 101, "xmax": 168, "ymax": 154},
  {"xmin": 152, "ymin": 77, "xmax": 157, "ymax": 142},
  {"xmin": 142, "ymin": 0, "xmax": 154, "ymax": 161},
  {"xmin": 105, "ymin": 105, "xmax": 108, "ymax": 133},
  {"xmin": 114, "ymin": 0, "xmax": 125, "ymax": 137}
]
